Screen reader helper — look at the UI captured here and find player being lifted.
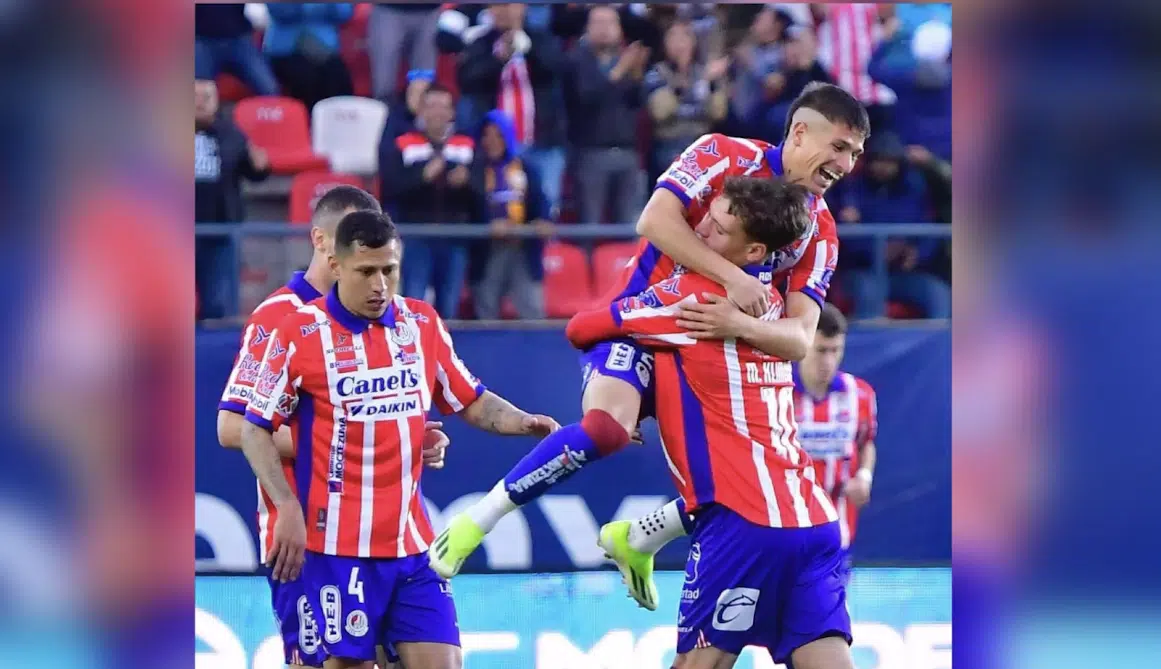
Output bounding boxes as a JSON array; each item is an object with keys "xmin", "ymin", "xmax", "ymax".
[
  {"xmin": 217, "ymin": 186, "xmax": 449, "ymax": 669},
  {"xmin": 241, "ymin": 211, "xmax": 559, "ymax": 669},
  {"xmin": 793, "ymin": 303, "xmax": 878, "ymax": 582},
  {"xmin": 565, "ymin": 182, "xmax": 854, "ymax": 669},
  {"xmin": 430, "ymin": 83, "xmax": 869, "ymax": 588}
]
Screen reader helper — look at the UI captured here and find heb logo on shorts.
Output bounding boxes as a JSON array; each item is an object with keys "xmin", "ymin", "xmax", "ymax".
[
  {"xmin": 337, "ymin": 366, "xmax": 424, "ymax": 422},
  {"xmin": 712, "ymin": 587, "xmax": 760, "ymax": 632}
]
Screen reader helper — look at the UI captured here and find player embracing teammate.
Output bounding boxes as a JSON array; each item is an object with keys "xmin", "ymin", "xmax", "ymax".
[{"xmin": 431, "ymin": 82, "xmax": 870, "ymax": 668}]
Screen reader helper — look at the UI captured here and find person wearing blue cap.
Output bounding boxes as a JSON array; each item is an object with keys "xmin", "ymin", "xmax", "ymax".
[{"xmin": 382, "ymin": 69, "xmax": 436, "ymax": 141}]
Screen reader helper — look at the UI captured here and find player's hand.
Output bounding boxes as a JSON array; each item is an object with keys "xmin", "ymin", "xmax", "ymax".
[
  {"xmin": 423, "ymin": 157, "xmax": 446, "ymax": 182},
  {"xmin": 724, "ymin": 272, "xmax": 769, "ymax": 317},
  {"xmin": 269, "ymin": 500, "xmax": 307, "ymax": 582},
  {"xmin": 678, "ymin": 293, "xmax": 750, "ymax": 340},
  {"xmin": 522, "ymin": 414, "xmax": 561, "ymax": 438},
  {"xmin": 422, "ymin": 420, "xmax": 450, "ymax": 469},
  {"xmin": 448, "ymin": 164, "xmax": 470, "ymax": 187},
  {"xmin": 844, "ymin": 477, "xmax": 871, "ymax": 508}
]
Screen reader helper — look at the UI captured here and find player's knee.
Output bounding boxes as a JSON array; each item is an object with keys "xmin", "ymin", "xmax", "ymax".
[
  {"xmin": 580, "ymin": 409, "xmax": 631, "ymax": 457},
  {"xmin": 581, "ymin": 374, "xmax": 642, "ymax": 431}
]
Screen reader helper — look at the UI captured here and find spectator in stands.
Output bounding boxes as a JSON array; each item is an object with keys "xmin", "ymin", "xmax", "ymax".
[
  {"xmin": 368, "ymin": 3, "xmax": 442, "ymax": 101},
  {"xmin": 195, "ymin": 4, "xmax": 279, "ymax": 97},
  {"xmin": 731, "ymin": 6, "xmax": 789, "ymax": 133},
  {"xmin": 754, "ymin": 24, "xmax": 833, "ymax": 141},
  {"xmin": 382, "ymin": 69, "xmax": 433, "ymax": 140},
  {"xmin": 379, "ymin": 84, "xmax": 481, "ymax": 318},
  {"xmin": 564, "ymin": 6, "xmax": 649, "ymax": 225},
  {"xmin": 644, "ymin": 20, "xmax": 729, "ymax": 179},
  {"xmin": 469, "ymin": 110, "xmax": 552, "ymax": 320},
  {"xmin": 263, "ymin": 3, "xmax": 355, "ymax": 112},
  {"xmin": 458, "ymin": 4, "xmax": 568, "ymax": 220},
  {"xmin": 816, "ymin": 3, "xmax": 897, "ymax": 134},
  {"xmin": 869, "ymin": 18, "xmax": 952, "ymax": 161},
  {"xmin": 195, "ymin": 79, "xmax": 271, "ymax": 319},
  {"xmin": 551, "ymin": 4, "xmax": 662, "ymax": 58},
  {"xmin": 838, "ymin": 132, "xmax": 951, "ymax": 319}
]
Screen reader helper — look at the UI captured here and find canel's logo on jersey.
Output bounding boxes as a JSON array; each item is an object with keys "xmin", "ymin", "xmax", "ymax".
[
  {"xmin": 336, "ymin": 367, "xmax": 421, "ymax": 397},
  {"xmin": 337, "ymin": 366, "xmax": 424, "ymax": 422}
]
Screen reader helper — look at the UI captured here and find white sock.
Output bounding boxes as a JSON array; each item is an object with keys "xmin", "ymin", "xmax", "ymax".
[
  {"xmin": 465, "ymin": 481, "xmax": 518, "ymax": 534},
  {"xmin": 627, "ymin": 500, "xmax": 688, "ymax": 554}
]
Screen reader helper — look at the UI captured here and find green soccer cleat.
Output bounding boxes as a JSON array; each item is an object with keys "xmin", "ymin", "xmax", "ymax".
[
  {"xmin": 598, "ymin": 520, "xmax": 659, "ymax": 611},
  {"xmin": 429, "ymin": 514, "xmax": 486, "ymax": 579}
]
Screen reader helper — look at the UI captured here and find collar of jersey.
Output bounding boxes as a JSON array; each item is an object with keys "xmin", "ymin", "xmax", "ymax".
[
  {"xmin": 742, "ymin": 263, "xmax": 774, "ymax": 281},
  {"xmin": 792, "ymin": 363, "xmax": 845, "ymax": 399},
  {"xmin": 764, "ymin": 144, "xmax": 820, "ymax": 209},
  {"xmin": 764, "ymin": 145, "xmax": 785, "ymax": 177},
  {"xmin": 287, "ymin": 271, "xmax": 323, "ymax": 302},
  {"xmin": 326, "ymin": 286, "xmax": 394, "ymax": 333}
]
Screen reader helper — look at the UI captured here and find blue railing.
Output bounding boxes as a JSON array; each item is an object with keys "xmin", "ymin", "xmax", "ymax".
[{"xmin": 195, "ymin": 222, "xmax": 950, "ymax": 319}]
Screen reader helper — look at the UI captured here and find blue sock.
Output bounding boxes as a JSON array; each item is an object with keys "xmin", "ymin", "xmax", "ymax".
[{"xmin": 502, "ymin": 423, "xmax": 601, "ymax": 506}]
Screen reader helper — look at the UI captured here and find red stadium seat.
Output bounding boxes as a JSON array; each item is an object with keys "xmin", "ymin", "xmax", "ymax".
[
  {"xmin": 591, "ymin": 241, "xmax": 640, "ymax": 299},
  {"xmin": 340, "ymin": 3, "xmax": 373, "ymax": 98},
  {"xmin": 233, "ymin": 96, "xmax": 329, "ymax": 174},
  {"xmin": 886, "ymin": 301, "xmax": 923, "ymax": 320},
  {"xmin": 542, "ymin": 242, "xmax": 594, "ymax": 318},
  {"xmin": 215, "ymin": 73, "xmax": 251, "ymax": 103},
  {"xmin": 289, "ymin": 171, "xmax": 366, "ymax": 224}
]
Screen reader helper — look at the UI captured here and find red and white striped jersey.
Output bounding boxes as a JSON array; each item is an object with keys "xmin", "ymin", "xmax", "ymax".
[
  {"xmin": 815, "ymin": 3, "xmax": 896, "ymax": 106},
  {"xmin": 566, "ymin": 268, "xmax": 839, "ymax": 529},
  {"xmin": 627, "ymin": 133, "xmax": 839, "ymax": 308},
  {"xmin": 219, "ymin": 271, "xmax": 323, "ymax": 564},
  {"xmin": 793, "ymin": 368, "xmax": 878, "ymax": 548},
  {"xmin": 246, "ymin": 290, "xmax": 485, "ymax": 558}
]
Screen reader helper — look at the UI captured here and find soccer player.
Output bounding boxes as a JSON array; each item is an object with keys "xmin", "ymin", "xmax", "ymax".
[
  {"xmin": 430, "ymin": 83, "xmax": 868, "ymax": 584},
  {"xmin": 241, "ymin": 210, "xmax": 559, "ymax": 669},
  {"xmin": 216, "ymin": 185, "xmax": 444, "ymax": 669},
  {"xmin": 565, "ymin": 192, "xmax": 854, "ymax": 669},
  {"xmin": 793, "ymin": 303, "xmax": 878, "ymax": 582}
]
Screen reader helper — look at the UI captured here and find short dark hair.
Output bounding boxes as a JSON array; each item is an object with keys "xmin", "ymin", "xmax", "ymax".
[
  {"xmin": 721, "ymin": 176, "xmax": 811, "ymax": 253},
  {"xmin": 817, "ymin": 302, "xmax": 848, "ymax": 338},
  {"xmin": 334, "ymin": 210, "xmax": 399, "ymax": 256},
  {"xmin": 312, "ymin": 185, "xmax": 381, "ymax": 229},
  {"xmin": 784, "ymin": 82, "xmax": 871, "ymax": 139}
]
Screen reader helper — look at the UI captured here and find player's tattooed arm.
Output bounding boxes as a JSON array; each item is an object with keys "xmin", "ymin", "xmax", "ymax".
[
  {"xmin": 461, "ymin": 391, "xmax": 560, "ymax": 437},
  {"xmin": 240, "ymin": 421, "xmax": 299, "ymax": 508}
]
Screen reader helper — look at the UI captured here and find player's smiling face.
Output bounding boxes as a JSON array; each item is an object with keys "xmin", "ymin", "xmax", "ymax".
[
  {"xmin": 788, "ymin": 115, "xmax": 865, "ymax": 195},
  {"xmin": 331, "ymin": 239, "xmax": 402, "ymax": 319},
  {"xmin": 695, "ymin": 196, "xmax": 768, "ymax": 267}
]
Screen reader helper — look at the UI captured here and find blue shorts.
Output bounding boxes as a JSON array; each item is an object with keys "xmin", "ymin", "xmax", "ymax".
[
  {"xmin": 578, "ymin": 339, "xmax": 656, "ymax": 419},
  {"xmin": 268, "ymin": 573, "xmax": 326, "ymax": 666},
  {"xmin": 677, "ymin": 505, "xmax": 852, "ymax": 663},
  {"xmin": 302, "ymin": 552, "xmax": 460, "ymax": 661}
]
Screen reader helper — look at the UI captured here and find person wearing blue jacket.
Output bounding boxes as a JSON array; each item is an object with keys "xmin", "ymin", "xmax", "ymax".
[
  {"xmin": 469, "ymin": 110, "xmax": 554, "ymax": 320},
  {"xmin": 264, "ymin": 3, "xmax": 354, "ymax": 111},
  {"xmin": 868, "ymin": 18, "xmax": 951, "ymax": 161}
]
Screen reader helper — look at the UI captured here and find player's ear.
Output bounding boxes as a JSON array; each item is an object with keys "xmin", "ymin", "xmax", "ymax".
[
  {"xmin": 328, "ymin": 251, "xmax": 340, "ymax": 275},
  {"xmin": 745, "ymin": 242, "xmax": 768, "ymax": 265}
]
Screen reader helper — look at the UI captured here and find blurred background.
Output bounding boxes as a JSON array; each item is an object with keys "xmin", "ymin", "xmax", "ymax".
[{"xmin": 194, "ymin": 3, "xmax": 950, "ymax": 668}]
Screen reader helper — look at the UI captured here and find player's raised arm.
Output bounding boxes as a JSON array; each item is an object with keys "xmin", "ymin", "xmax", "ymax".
[
  {"xmin": 641, "ymin": 134, "xmax": 769, "ymax": 316},
  {"xmin": 565, "ymin": 274, "xmax": 712, "ymax": 350}
]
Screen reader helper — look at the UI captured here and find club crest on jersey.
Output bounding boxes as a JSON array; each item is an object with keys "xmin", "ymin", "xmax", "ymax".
[
  {"xmin": 390, "ymin": 322, "xmax": 416, "ymax": 347},
  {"xmin": 251, "ymin": 326, "xmax": 271, "ymax": 347}
]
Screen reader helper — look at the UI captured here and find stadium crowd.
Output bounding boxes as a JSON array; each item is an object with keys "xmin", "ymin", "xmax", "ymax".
[{"xmin": 195, "ymin": 3, "xmax": 951, "ymax": 322}]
